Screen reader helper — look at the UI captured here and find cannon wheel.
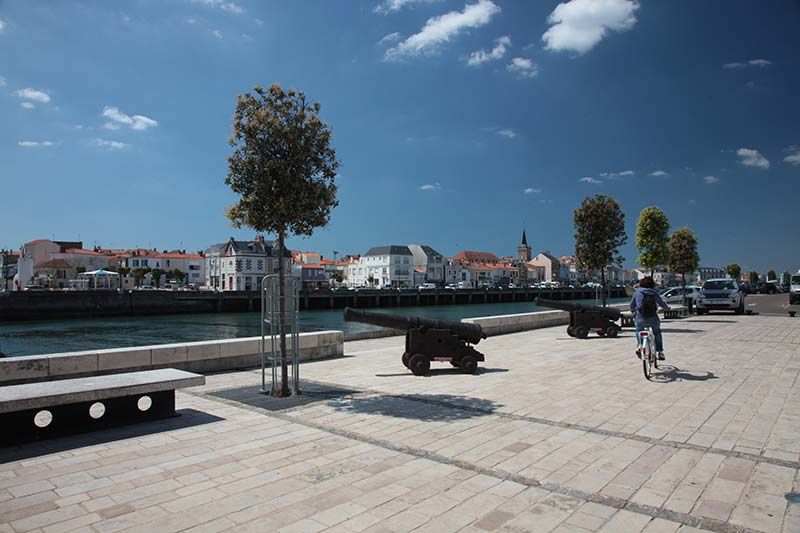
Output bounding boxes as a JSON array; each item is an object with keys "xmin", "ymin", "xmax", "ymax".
[
  {"xmin": 459, "ymin": 355, "xmax": 478, "ymax": 374},
  {"xmin": 605, "ymin": 325, "xmax": 620, "ymax": 338},
  {"xmin": 573, "ymin": 326, "xmax": 589, "ymax": 339},
  {"xmin": 402, "ymin": 352, "xmax": 410, "ymax": 368},
  {"xmin": 566, "ymin": 326, "xmax": 575, "ymax": 337},
  {"xmin": 408, "ymin": 354, "xmax": 430, "ymax": 376},
  {"xmin": 596, "ymin": 329, "xmax": 606, "ymax": 337}
]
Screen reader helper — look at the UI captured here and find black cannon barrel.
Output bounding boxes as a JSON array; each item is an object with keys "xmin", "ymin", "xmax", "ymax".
[
  {"xmin": 343, "ymin": 307, "xmax": 486, "ymax": 344},
  {"xmin": 535, "ymin": 298, "xmax": 622, "ymax": 320}
]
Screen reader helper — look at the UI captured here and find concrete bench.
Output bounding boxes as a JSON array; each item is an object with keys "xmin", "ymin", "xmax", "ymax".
[{"xmin": 0, "ymin": 368, "xmax": 205, "ymax": 444}]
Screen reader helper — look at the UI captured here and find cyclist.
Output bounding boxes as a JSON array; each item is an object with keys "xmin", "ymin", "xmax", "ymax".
[{"xmin": 630, "ymin": 276, "xmax": 670, "ymax": 360}]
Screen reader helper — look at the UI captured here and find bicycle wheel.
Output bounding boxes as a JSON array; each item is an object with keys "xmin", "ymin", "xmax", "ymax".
[{"xmin": 642, "ymin": 348, "xmax": 651, "ymax": 380}]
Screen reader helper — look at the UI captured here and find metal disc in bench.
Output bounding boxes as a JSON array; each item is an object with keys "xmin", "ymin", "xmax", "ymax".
[
  {"xmin": 137, "ymin": 396, "xmax": 152, "ymax": 411},
  {"xmin": 89, "ymin": 402, "xmax": 106, "ymax": 419},
  {"xmin": 34, "ymin": 410, "xmax": 53, "ymax": 428}
]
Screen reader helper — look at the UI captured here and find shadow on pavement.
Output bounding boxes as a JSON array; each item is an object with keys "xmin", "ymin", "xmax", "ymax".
[
  {"xmin": 660, "ymin": 328, "xmax": 703, "ymax": 334},
  {"xmin": 327, "ymin": 393, "xmax": 501, "ymax": 421},
  {"xmin": 651, "ymin": 365, "xmax": 718, "ymax": 383},
  {"xmin": 375, "ymin": 367, "xmax": 509, "ymax": 378},
  {"xmin": 0, "ymin": 409, "xmax": 224, "ymax": 464},
  {"xmin": 685, "ymin": 319, "xmax": 737, "ymax": 323}
]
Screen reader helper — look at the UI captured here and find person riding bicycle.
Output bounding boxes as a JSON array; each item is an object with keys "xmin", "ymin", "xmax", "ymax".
[{"xmin": 630, "ymin": 276, "xmax": 670, "ymax": 360}]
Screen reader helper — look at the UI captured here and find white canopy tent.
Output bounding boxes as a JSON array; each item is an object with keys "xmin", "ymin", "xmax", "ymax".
[{"xmin": 78, "ymin": 268, "xmax": 120, "ymax": 290}]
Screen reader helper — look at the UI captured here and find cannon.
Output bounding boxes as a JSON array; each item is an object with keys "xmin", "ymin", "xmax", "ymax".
[
  {"xmin": 535, "ymin": 298, "xmax": 622, "ymax": 339},
  {"xmin": 344, "ymin": 307, "xmax": 487, "ymax": 376}
]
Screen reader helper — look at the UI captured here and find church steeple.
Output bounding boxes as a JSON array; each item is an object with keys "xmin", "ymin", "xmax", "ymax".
[{"xmin": 518, "ymin": 228, "xmax": 531, "ymax": 262}]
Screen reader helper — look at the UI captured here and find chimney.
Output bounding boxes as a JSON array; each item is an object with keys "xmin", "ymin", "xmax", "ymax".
[{"xmin": 254, "ymin": 235, "xmax": 265, "ymax": 244}]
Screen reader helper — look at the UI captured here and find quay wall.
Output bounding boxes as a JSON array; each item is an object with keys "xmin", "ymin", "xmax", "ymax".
[
  {"xmin": 0, "ymin": 330, "xmax": 343, "ymax": 386},
  {"xmin": 463, "ymin": 304, "xmax": 630, "ymax": 336},
  {"xmin": 0, "ymin": 287, "xmax": 627, "ymax": 322}
]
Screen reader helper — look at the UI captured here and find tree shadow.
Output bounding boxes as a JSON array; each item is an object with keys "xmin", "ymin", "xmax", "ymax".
[
  {"xmin": 327, "ymin": 393, "xmax": 501, "ymax": 422},
  {"xmin": 0, "ymin": 409, "xmax": 224, "ymax": 463},
  {"xmin": 687, "ymin": 319, "xmax": 737, "ymax": 323},
  {"xmin": 650, "ymin": 365, "xmax": 718, "ymax": 383},
  {"xmin": 660, "ymin": 328, "xmax": 703, "ymax": 334}
]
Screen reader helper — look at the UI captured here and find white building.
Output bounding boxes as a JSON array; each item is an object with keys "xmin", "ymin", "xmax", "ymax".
[
  {"xmin": 528, "ymin": 252, "xmax": 561, "ymax": 283},
  {"xmin": 121, "ymin": 250, "xmax": 205, "ymax": 286},
  {"xmin": 347, "ymin": 245, "xmax": 413, "ymax": 288},
  {"xmin": 204, "ymin": 236, "xmax": 292, "ymax": 291},
  {"xmin": 16, "ymin": 240, "xmax": 113, "ymax": 289},
  {"xmin": 408, "ymin": 244, "xmax": 445, "ymax": 286}
]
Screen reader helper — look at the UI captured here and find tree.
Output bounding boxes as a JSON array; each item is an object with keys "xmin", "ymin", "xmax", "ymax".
[
  {"xmin": 749, "ymin": 271, "xmax": 759, "ymax": 284},
  {"xmin": 226, "ymin": 83, "xmax": 339, "ymax": 397},
  {"xmin": 573, "ymin": 195, "xmax": 627, "ymax": 306},
  {"xmin": 117, "ymin": 266, "xmax": 131, "ymax": 277},
  {"xmin": 635, "ymin": 206, "xmax": 670, "ymax": 275},
  {"xmin": 767, "ymin": 269, "xmax": 777, "ymax": 281},
  {"xmin": 151, "ymin": 269, "xmax": 165, "ymax": 288},
  {"xmin": 668, "ymin": 227, "xmax": 700, "ymax": 307},
  {"xmin": 782, "ymin": 271, "xmax": 791, "ymax": 286},
  {"xmin": 726, "ymin": 263, "xmax": 741, "ymax": 280}
]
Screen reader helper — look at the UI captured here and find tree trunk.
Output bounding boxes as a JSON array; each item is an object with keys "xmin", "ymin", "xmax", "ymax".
[
  {"xmin": 682, "ymin": 272, "xmax": 688, "ymax": 311},
  {"xmin": 277, "ymin": 231, "xmax": 290, "ymax": 397},
  {"xmin": 601, "ymin": 267, "xmax": 607, "ymax": 307}
]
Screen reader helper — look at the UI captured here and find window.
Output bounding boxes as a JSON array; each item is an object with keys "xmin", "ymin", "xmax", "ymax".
[
  {"xmin": 257, "ymin": 260, "xmax": 263, "ymax": 271},
  {"xmin": 245, "ymin": 259, "xmax": 252, "ymax": 271},
  {"xmin": 142, "ymin": 260, "xmax": 148, "ymax": 267},
  {"xmin": 235, "ymin": 259, "xmax": 243, "ymax": 272},
  {"xmin": 403, "ymin": 257, "xmax": 409, "ymax": 264}
]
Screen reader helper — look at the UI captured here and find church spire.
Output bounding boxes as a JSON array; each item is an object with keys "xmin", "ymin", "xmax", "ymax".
[{"xmin": 521, "ymin": 229, "xmax": 528, "ymax": 246}]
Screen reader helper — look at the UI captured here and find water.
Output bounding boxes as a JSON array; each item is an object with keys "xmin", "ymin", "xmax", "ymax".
[{"xmin": 0, "ymin": 298, "xmax": 627, "ymax": 357}]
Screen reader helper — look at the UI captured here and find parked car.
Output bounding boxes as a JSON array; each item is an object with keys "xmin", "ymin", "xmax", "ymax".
[
  {"xmin": 444, "ymin": 284, "xmax": 457, "ymax": 290},
  {"xmin": 790, "ymin": 274, "xmax": 800, "ymax": 305},
  {"xmin": 661, "ymin": 285, "xmax": 701, "ymax": 305},
  {"xmin": 759, "ymin": 282, "xmax": 780, "ymax": 294},
  {"xmin": 417, "ymin": 283, "xmax": 436, "ymax": 290},
  {"xmin": 696, "ymin": 278, "xmax": 745, "ymax": 314}
]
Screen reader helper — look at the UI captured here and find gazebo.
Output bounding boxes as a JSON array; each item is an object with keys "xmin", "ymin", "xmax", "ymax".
[{"xmin": 78, "ymin": 268, "xmax": 120, "ymax": 290}]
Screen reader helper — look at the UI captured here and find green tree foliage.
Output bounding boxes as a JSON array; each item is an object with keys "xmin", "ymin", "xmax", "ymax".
[
  {"xmin": 226, "ymin": 83, "xmax": 339, "ymax": 397},
  {"xmin": 726, "ymin": 264, "xmax": 741, "ymax": 280},
  {"xmin": 636, "ymin": 206, "xmax": 670, "ymax": 275},
  {"xmin": 782, "ymin": 271, "xmax": 791, "ymax": 285},
  {"xmin": 749, "ymin": 271, "xmax": 759, "ymax": 284},
  {"xmin": 573, "ymin": 195, "xmax": 627, "ymax": 305},
  {"xmin": 668, "ymin": 227, "xmax": 700, "ymax": 306},
  {"xmin": 117, "ymin": 266, "xmax": 131, "ymax": 277},
  {"xmin": 167, "ymin": 269, "xmax": 186, "ymax": 283},
  {"xmin": 767, "ymin": 269, "xmax": 777, "ymax": 281},
  {"xmin": 151, "ymin": 268, "xmax": 165, "ymax": 288}
]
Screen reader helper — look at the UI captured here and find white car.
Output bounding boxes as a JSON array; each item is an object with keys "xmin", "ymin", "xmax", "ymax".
[
  {"xmin": 661, "ymin": 286, "xmax": 701, "ymax": 304},
  {"xmin": 696, "ymin": 279, "xmax": 745, "ymax": 315},
  {"xmin": 790, "ymin": 274, "xmax": 800, "ymax": 305}
]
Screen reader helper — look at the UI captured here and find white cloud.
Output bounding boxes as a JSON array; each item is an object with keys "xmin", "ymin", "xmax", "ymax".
[
  {"xmin": 784, "ymin": 145, "xmax": 800, "ymax": 166},
  {"xmin": 377, "ymin": 32, "xmax": 403, "ymax": 46},
  {"xmin": 0, "ymin": 76, "xmax": 6, "ymax": 87},
  {"xmin": 736, "ymin": 147, "xmax": 770, "ymax": 169},
  {"xmin": 523, "ymin": 187, "xmax": 541, "ymax": 194},
  {"xmin": 18, "ymin": 141, "xmax": 55, "ymax": 148},
  {"xmin": 101, "ymin": 106, "xmax": 159, "ymax": 131},
  {"xmin": 212, "ymin": 29, "xmax": 223, "ymax": 39},
  {"xmin": 419, "ymin": 182, "xmax": 441, "ymax": 190},
  {"xmin": 0, "ymin": 19, "xmax": 6, "ymax": 33},
  {"xmin": 467, "ymin": 35, "xmax": 510, "ymax": 66},
  {"xmin": 254, "ymin": 18, "xmax": 264, "ymax": 26},
  {"xmin": 20, "ymin": 102, "xmax": 35, "ymax": 110},
  {"xmin": 542, "ymin": 0, "xmax": 639, "ymax": 55},
  {"xmin": 703, "ymin": 175, "xmax": 719, "ymax": 184},
  {"xmin": 93, "ymin": 138, "xmax": 130, "ymax": 150},
  {"xmin": 722, "ymin": 59, "xmax": 772, "ymax": 69},
  {"xmin": 374, "ymin": 0, "xmax": 440, "ymax": 15},
  {"xmin": 496, "ymin": 128, "xmax": 516, "ymax": 139},
  {"xmin": 599, "ymin": 169, "xmax": 634, "ymax": 179},
  {"xmin": 506, "ymin": 57, "xmax": 538, "ymax": 78},
  {"xmin": 648, "ymin": 170, "xmax": 668, "ymax": 177},
  {"xmin": 15, "ymin": 88, "xmax": 51, "ymax": 103},
  {"xmin": 384, "ymin": 0, "xmax": 500, "ymax": 61},
  {"xmin": 579, "ymin": 176, "xmax": 602, "ymax": 184},
  {"xmin": 191, "ymin": 0, "xmax": 243, "ymax": 14}
]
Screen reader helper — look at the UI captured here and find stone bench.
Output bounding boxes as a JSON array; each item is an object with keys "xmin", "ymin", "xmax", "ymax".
[
  {"xmin": 621, "ymin": 306, "xmax": 688, "ymax": 327},
  {"xmin": 0, "ymin": 368, "xmax": 204, "ymax": 444}
]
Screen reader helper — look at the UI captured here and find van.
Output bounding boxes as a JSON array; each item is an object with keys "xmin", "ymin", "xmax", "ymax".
[{"xmin": 790, "ymin": 274, "xmax": 800, "ymax": 305}]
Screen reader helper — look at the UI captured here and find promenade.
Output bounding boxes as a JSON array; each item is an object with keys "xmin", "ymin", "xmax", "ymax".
[{"xmin": 1, "ymin": 314, "xmax": 799, "ymax": 532}]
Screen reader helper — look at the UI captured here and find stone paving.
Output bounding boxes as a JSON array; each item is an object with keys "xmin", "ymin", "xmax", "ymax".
[{"xmin": 1, "ymin": 314, "xmax": 799, "ymax": 532}]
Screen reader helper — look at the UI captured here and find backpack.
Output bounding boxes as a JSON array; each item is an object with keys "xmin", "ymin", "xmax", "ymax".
[{"xmin": 640, "ymin": 292, "xmax": 658, "ymax": 317}]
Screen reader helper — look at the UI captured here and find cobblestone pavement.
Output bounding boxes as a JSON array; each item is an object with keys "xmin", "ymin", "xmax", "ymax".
[{"xmin": 1, "ymin": 314, "xmax": 798, "ymax": 532}]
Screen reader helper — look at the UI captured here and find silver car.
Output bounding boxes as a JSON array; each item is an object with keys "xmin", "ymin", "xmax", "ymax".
[
  {"xmin": 696, "ymin": 279, "xmax": 745, "ymax": 315},
  {"xmin": 661, "ymin": 286, "xmax": 701, "ymax": 305}
]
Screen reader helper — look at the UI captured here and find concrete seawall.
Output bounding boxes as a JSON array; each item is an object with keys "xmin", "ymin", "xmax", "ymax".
[
  {"xmin": 0, "ymin": 330, "xmax": 343, "ymax": 385},
  {"xmin": 463, "ymin": 304, "xmax": 630, "ymax": 336}
]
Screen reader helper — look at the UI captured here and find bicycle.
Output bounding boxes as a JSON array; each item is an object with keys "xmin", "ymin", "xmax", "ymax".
[{"xmin": 639, "ymin": 326, "xmax": 658, "ymax": 380}]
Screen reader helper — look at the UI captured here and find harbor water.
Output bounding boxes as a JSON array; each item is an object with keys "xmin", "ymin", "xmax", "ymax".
[{"xmin": 0, "ymin": 298, "xmax": 628, "ymax": 357}]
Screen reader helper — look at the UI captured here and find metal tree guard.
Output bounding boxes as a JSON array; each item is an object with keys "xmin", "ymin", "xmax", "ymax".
[{"xmin": 260, "ymin": 274, "xmax": 301, "ymax": 396}]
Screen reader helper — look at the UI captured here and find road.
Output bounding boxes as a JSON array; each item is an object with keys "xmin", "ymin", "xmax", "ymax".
[{"xmin": 744, "ymin": 291, "xmax": 799, "ymax": 316}]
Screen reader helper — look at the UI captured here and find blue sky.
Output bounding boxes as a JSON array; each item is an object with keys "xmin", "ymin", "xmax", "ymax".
[{"xmin": 1, "ymin": 0, "xmax": 798, "ymax": 273}]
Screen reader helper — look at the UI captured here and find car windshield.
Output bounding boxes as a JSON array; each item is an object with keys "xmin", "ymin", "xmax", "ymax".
[
  {"xmin": 792, "ymin": 276, "xmax": 800, "ymax": 285},
  {"xmin": 703, "ymin": 280, "xmax": 735, "ymax": 291}
]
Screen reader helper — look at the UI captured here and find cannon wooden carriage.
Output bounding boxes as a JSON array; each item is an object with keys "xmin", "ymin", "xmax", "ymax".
[
  {"xmin": 535, "ymin": 298, "xmax": 622, "ymax": 339},
  {"xmin": 343, "ymin": 307, "xmax": 487, "ymax": 376}
]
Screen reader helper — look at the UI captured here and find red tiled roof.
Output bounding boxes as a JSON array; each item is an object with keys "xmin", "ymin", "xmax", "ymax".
[
  {"xmin": 453, "ymin": 251, "xmax": 499, "ymax": 263},
  {"xmin": 35, "ymin": 259, "xmax": 72, "ymax": 269},
  {"xmin": 63, "ymin": 248, "xmax": 104, "ymax": 256}
]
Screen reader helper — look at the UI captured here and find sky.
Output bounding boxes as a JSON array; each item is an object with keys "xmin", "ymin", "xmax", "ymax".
[{"xmin": 1, "ymin": 0, "xmax": 799, "ymax": 274}]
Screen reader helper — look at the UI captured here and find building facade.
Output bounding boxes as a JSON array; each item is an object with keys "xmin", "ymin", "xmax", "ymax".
[
  {"xmin": 408, "ymin": 244, "xmax": 445, "ymax": 286},
  {"xmin": 204, "ymin": 236, "xmax": 291, "ymax": 291},
  {"xmin": 528, "ymin": 252, "xmax": 561, "ymax": 283},
  {"xmin": 347, "ymin": 245, "xmax": 413, "ymax": 288}
]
